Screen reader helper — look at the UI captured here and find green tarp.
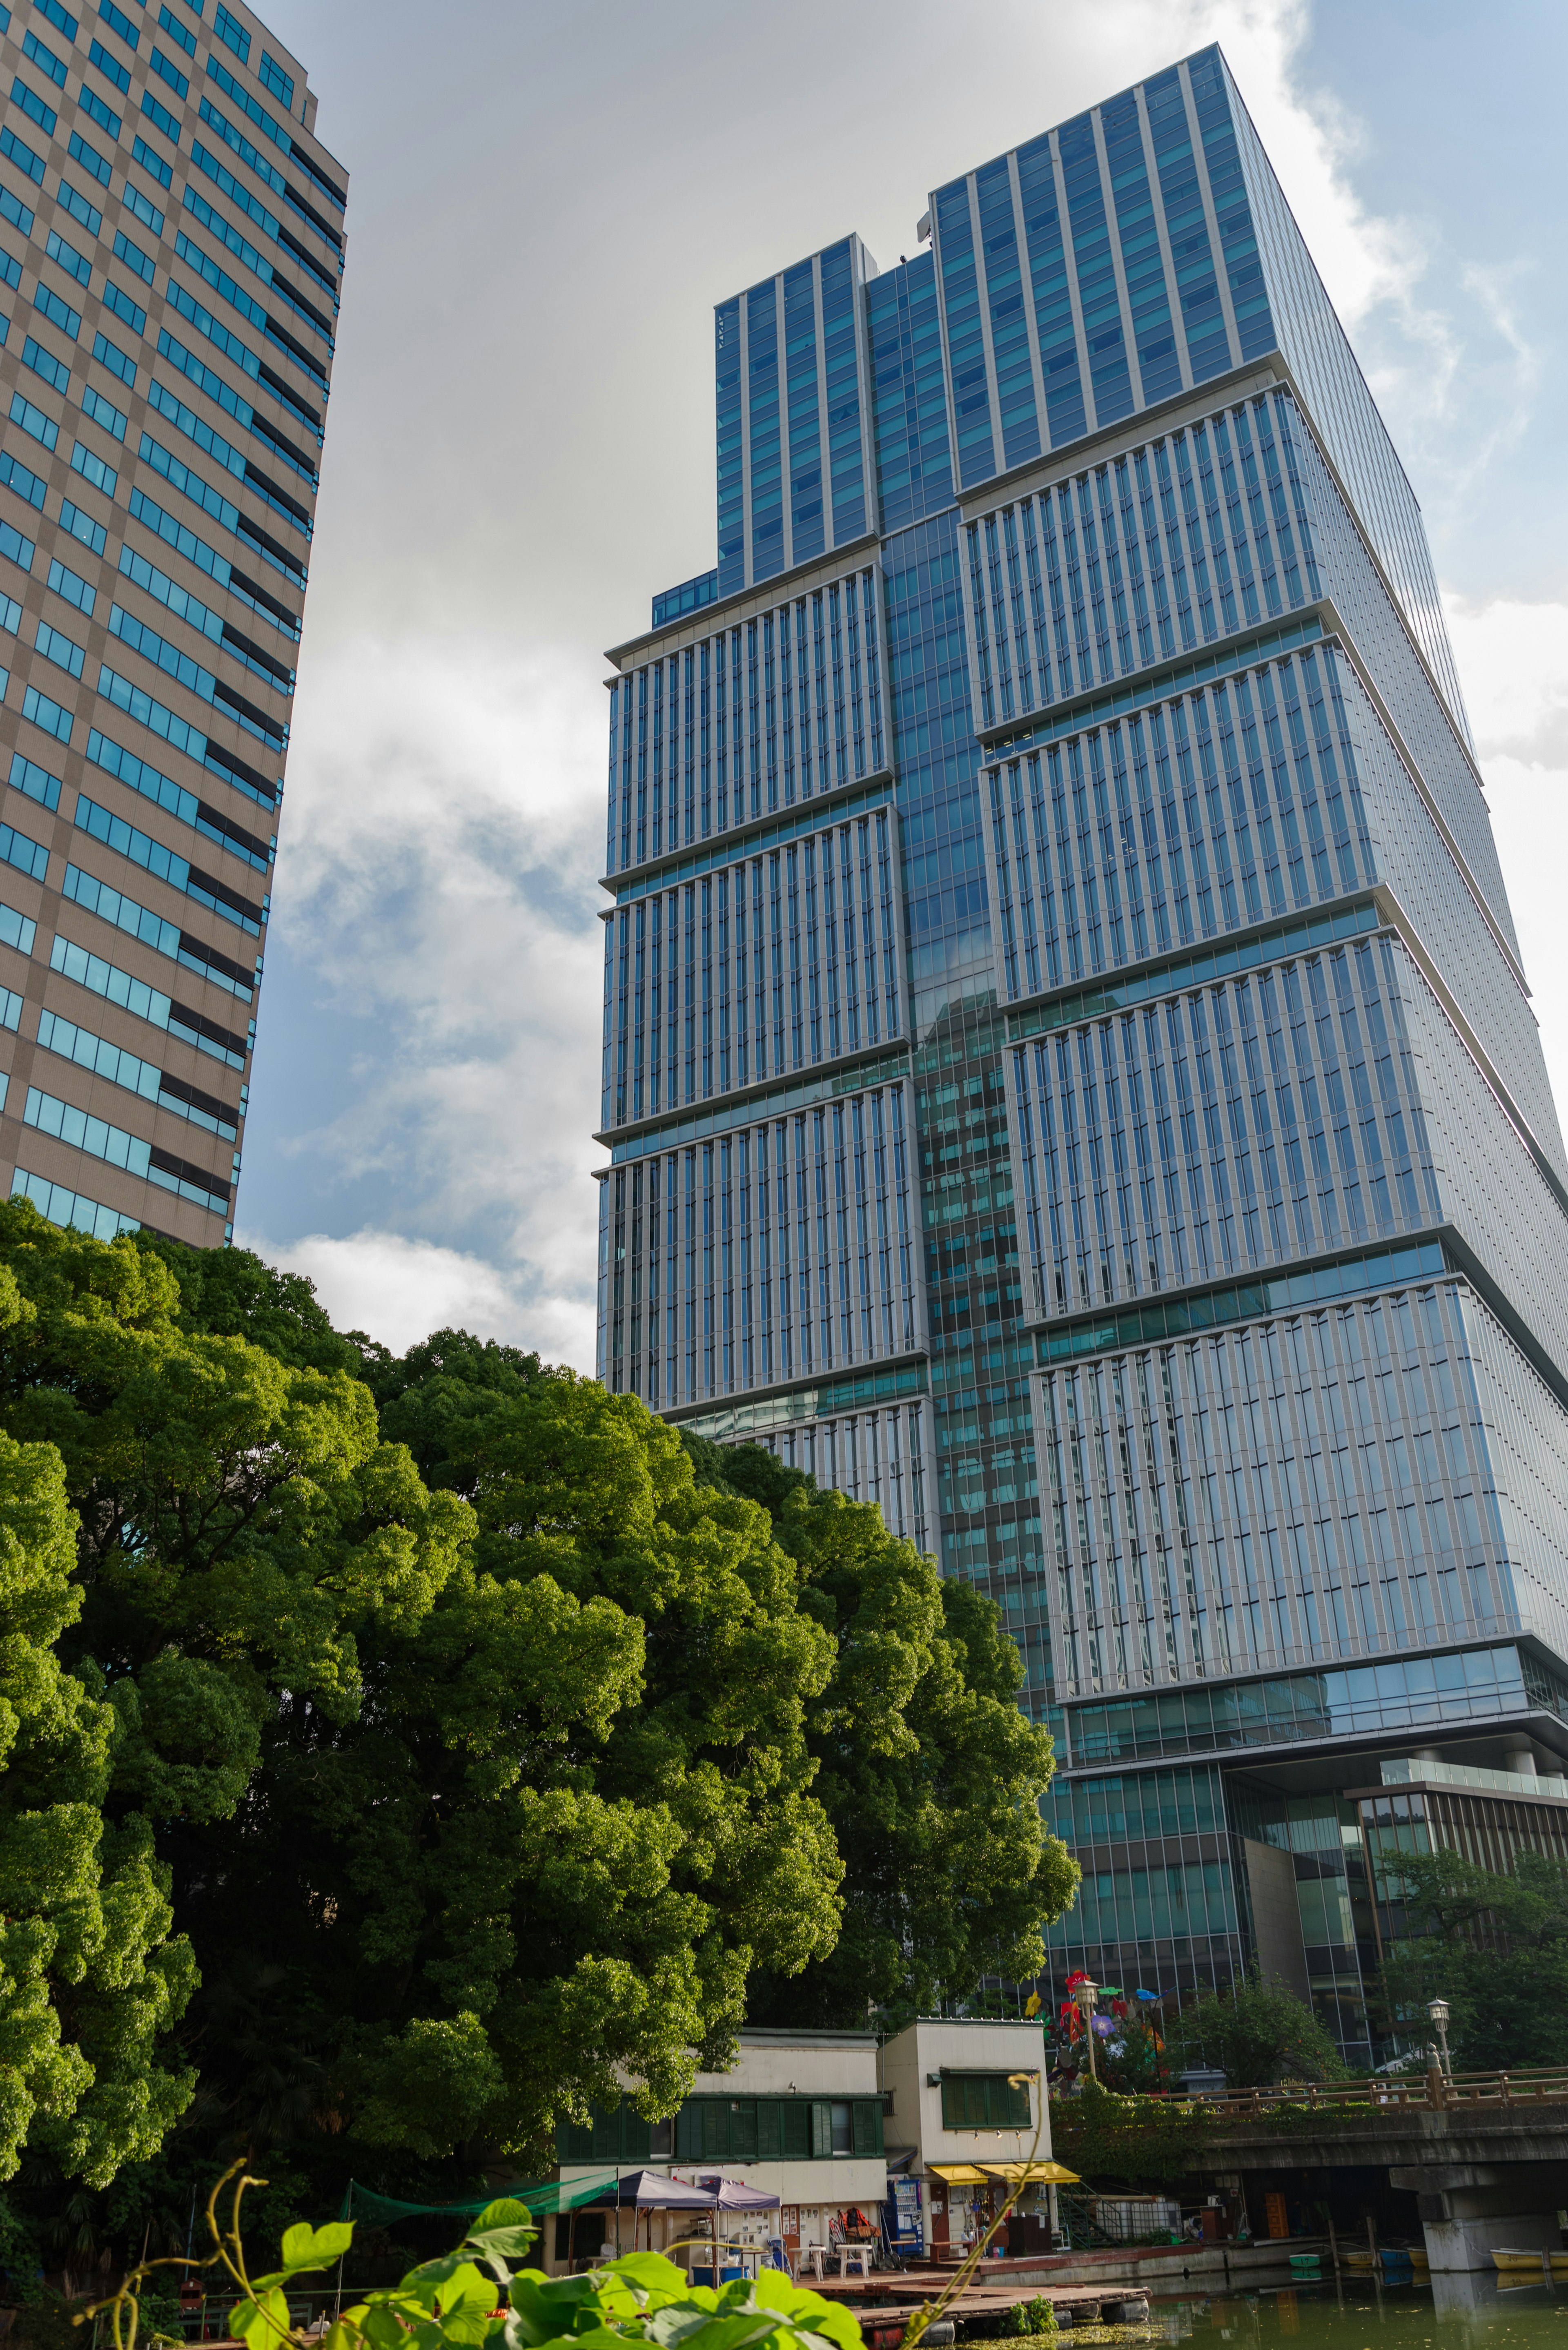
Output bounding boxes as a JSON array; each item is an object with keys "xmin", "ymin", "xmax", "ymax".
[{"xmin": 339, "ymin": 2175, "xmax": 621, "ymax": 2226}]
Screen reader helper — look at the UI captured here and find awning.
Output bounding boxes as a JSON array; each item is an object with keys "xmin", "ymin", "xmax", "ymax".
[
  {"xmin": 571, "ymin": 2171, "xmax": 719, "ymax": 2210},
  {"xmin": 928, "ymin": 2164, "xmax": 992, "ymax": 2185},
  {"xmin": 977, "ymin": 2161, "xmax": 1080, "ymax": 2185},
  {"xmin": 710, "ymin": 2180, "xmax": 782, "ymax": 2211}
]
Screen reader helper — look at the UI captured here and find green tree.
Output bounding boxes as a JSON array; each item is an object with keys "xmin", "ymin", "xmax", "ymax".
[
  {"xmin": 135, "ymin": 1236, "xmax": 368, "ymax": 1378},
  {"xmin": 1377, "ymin": 1847, "xmax": 1568, "ymax": 2068},
  {"xmin": 1165, "ymin": 1969, "xmax": 1345, "ymax": 2086},
  {"xmin": 682, "ymin": 1434, "xmax": 1079, "ymax": 2027},
  {"xmin": 0, "ymin": 1216, "xmax": 1080, "ymax": 2251},
  {"xmin": 0, "ymin": 1255, "xmax": 195, "ymax": 2189},
  {"xmin": 0, "ymin": 1205, "xmax": 470, "ymax": 2198},
  {"xmin": 152, "ymin": 1362, "xmax": 848, "ymax": 2188}
]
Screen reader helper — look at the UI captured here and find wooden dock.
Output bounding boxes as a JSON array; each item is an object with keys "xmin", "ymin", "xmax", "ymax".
[{"xmin": 813, "ymin": 2271, "xmax": 1155, "ymax": 2341}]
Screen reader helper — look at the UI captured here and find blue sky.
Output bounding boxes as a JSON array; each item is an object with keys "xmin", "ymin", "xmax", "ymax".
[{"xmin": 236, "ymin": 0, "xmax": 1568, "ymax": 1363}]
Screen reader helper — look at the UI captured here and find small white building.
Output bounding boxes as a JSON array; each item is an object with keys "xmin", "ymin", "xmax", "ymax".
[
  {"xmin": 881, "ymin": 2016, "xmax": 1058, "ymax": 2256},
  {"xmin": 552, "ymin": 2027, "xmax": 888, "ymax": 2272}
]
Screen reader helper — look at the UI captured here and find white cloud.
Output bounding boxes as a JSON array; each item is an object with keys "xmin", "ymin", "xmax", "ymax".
[
  {"xmin": 235, "ymin": 1225, "xmax": 591, "ymax": 1362},
  {"xmin": 247, "ymin": 633, "xmax": 608, "ymax": 1370}
]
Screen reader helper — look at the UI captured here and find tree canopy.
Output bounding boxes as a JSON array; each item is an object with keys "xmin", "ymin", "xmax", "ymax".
[
  {"xmin": 1163, "ymin": 1969, "xmax": 1345, "ymax": 2087},
  {"xmin": 0, "ymin": 1208, "xmax": 1076, "ymax": 2275},
  {"xmin": 678, "ymin": 1438, "xmax": 1076, "ymax": 2028},
  {"xmin": 1377, "ymin": 1846, "xmax": 1568, "ymax": 2069}
]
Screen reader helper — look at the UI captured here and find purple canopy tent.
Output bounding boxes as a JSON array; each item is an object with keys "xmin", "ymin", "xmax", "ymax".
[
  {"xmin": 687, "ymin": 2176, "xmax": 782, "ymax": 2281},
  {"xmin": 708, "ymin": 2180, "xmax": 782, "ymax": 2210},
  {"xmin": 603, "ymin": 2172, "xmax": 719, "ymax": 2207}
]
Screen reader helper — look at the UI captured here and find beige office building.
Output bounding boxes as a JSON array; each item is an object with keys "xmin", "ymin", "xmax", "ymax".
[{"xmin": 0, "ymin": 0, "xmax": 344, "ymax": 1240}]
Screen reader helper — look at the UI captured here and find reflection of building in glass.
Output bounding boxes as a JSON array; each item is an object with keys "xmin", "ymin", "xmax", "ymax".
[{"xmin": 592, "ymin": 47, "xmax": 1568, "ymax": 2065}]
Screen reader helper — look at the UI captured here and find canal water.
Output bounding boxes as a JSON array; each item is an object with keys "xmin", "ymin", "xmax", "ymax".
[{"xmin": 1130, "ymin": 2276, "xmax": 1568, "ymax": 2350}]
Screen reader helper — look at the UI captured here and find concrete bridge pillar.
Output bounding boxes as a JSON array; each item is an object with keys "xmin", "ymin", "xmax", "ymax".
[{"xmin": 1390, "ymin": 2163, "xmax": 1568, "ymax": 2272}]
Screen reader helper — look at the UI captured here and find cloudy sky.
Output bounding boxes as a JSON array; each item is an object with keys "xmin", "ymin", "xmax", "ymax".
[{"xmin": 235, "ymin": 0, "xmax": 1568, "ymax": 1366}]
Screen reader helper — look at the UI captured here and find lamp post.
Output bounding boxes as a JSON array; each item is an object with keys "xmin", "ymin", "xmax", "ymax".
[
  {"xmin": 1074, "ymin": 1979, "xmax": 1101, "ymax": 2083},
  {"xmin": 1428, "ymin": 1997, "xmax": 1452, "ymax": 2081}
]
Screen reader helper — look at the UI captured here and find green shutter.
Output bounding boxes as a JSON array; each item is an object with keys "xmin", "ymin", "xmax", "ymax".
[
  {"xmin": 675, "ymin": 2100, "xmax": 701, "ymax": 2159},
  {"xmin": 731, "ymin": 2100, "xmax": 758, "ymax": 2160},
  {"xmin": 556, "ymin": 2118, "xmax": 595, "ymax": 2161},
  {"xmin": 851, "ymin": 2098, "xmax": 882, "ymax": 2156},
  {"xmin": 622, "ymin": 2101, "xmax": 652, "ymax": 2160},
  {"xmin": 756, "ymin": 2100, "xmax": 782, "ymax": 2159},
  {"xmin": 702, "ymin": 2100, "xmax": 727, "ymax": 2159},
  {"xmin": 940, "ymin": 2072, "xmax": 1034, "ymax": 2131},
  {"xmin": 809, "ymin": 2099, "xmax": 833, "ymax": 2158},
  {"xmin": 782, "ymin": 2100, "xmax": 810, "ymax": 2160},
  {"xmin": 590, "ymin": 2105, "xmax": 622, "ymax": 2159}
]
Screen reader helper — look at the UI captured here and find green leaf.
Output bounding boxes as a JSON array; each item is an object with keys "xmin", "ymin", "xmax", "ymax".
[
  {"xmin": 507, "ymin": 2276, "xmax": 607, "ymax": 2346},
  {"xmin": 471, "ymin": 2201, "xmax": 537, "ymax": 2235},
  {"xmin": 282, "ymin": 2222, "xmax": 355, "ymax": 2274},
  {"xmin": 601, "ymin": 2255, "xmax": 688, "ymax": 2295},
  {"xmin": 465, "ymin": 2223, "xmax": 540, "ymax": 2274},
  {"xmin": 230, "ymin": 2289, "xmax": 292, "ymax": 2349},
  {"xmin": 363, "ymin": 2309, "xmax": 416, "ymax": 2350}
]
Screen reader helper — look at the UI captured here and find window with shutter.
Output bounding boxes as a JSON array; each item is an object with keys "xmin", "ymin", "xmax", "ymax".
[
  {"xmin": 940, "ymin": 2072, "xmax": 1034, "ymax": 2130},
  {"xmin": 653, "ymin": 2093, "xmax": 871, "ymax": 2161},
  {"xmin": 623, "ymin": 2107, "xmax": 652, "ymax": 2160}
]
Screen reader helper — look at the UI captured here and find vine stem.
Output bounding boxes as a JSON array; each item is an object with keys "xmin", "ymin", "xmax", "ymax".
[
  {"xmin": 78, "ymin": 2163, "xmax": 306, "ymax": 2350},
  {"xmin": 901, "ymin": 2073, "xmax": 1049, "ymax": 2350}
]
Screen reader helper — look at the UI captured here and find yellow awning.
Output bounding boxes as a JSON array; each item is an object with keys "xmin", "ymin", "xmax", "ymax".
[
  {"xmin": 977, "ymin": 2161, "xmax": 1080, "ymax": 2185},
  {"xmin": 928, "ymin": 2164, "xmax": 991, "ymax": 2185}
]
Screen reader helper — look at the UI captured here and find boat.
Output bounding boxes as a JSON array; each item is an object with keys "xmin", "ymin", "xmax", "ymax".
[{"xmin": 1490, "ymin": 2250, "xmax": 1568, "ymax": 2274}]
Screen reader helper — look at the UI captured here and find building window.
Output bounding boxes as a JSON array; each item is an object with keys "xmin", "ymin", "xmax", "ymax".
[{"xmin": 939, "ymin": 2072, "xmax": 1032, "ymax": 2130}]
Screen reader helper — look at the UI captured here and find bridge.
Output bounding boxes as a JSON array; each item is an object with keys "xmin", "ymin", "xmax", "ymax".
[{"xmin": 1172, "ymin": 2069, "xmax": 1568, "ymax": 2273}]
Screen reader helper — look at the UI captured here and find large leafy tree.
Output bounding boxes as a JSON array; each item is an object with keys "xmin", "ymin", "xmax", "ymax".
[
  {"xmin": 681, "ymin": 1436, "xmax": 1077, "ymax": 2027},
  {"xmin": 0, "ymin": 1214, "xmax": 1077, "ymax": 2264},
  {"xmin": 0, "ymin": 1254, "xmax": 194, "ymax": 2190},
  {"xmin": 0, "ymin": 1205, "xmax": 471, "ymax": 2208},
  {"xmin": 1376, "ymin": 1847, "xmax": 1568, "ymax": 2069},
  {"xmin": 167, "ymin": 1365, "xmax": 845, "ymax": 2183}
]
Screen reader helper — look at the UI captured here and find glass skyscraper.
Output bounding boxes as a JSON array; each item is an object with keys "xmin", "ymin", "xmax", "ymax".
[
  {"xmin": 0, "ymin": 0, "xmax": 343, "ymax": 1242},
  {"xmin": 596, "ymin": 48, "xmax": 1568, "ymax": 2061}
]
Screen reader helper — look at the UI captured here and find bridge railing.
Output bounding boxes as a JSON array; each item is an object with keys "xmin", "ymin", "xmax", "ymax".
[{"xmin": 1174, "ymin": 2067, "xmax": 1568, "ymax": 2117}]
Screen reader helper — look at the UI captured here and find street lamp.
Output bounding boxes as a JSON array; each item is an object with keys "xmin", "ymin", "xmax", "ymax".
[
  {"xmin": 1428, "ymin": 1997, "xmax": 1452, "ymax": 2080},
  {"xmin": 1074, "ymin": 1979, "xmax": 1101, "ymax": 2082}
]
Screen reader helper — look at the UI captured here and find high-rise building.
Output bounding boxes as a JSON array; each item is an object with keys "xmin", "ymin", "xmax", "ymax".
[
  {"xmin": 596, "ymin": 48, "xmax": 1568, "ymax": 2061},
  {"xmin": 0, "ymin": 0, "xmax": 344, "ymax": 1244}
]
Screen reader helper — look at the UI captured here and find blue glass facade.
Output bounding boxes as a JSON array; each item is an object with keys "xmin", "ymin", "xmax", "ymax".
[{"xmin": 596, "ymin": 46, "xmax": 1568, "ymax": 2060}]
